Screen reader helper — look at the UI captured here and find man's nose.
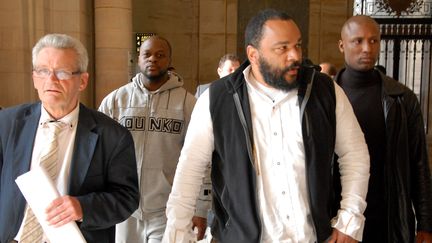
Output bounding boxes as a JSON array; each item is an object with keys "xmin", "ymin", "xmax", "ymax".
[
  {"xmin": 287, "ymin": 49, "xmax": 301, "ymax": 62},
  {"xmin": 48, "ymin": 71, "xmax": 60, "ymax": 81},
  {"xmin": 362, "ymin": 42, "xmax": 372, "ymax": 52},
  {"xmin": 147, "ymin": 54, "xmax": 158, "ymax": 62}
]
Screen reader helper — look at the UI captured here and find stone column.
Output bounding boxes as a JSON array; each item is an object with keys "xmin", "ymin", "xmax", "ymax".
[{"xmin": 94, "ymin": 0, "xmax": 132, "ymax": 106}]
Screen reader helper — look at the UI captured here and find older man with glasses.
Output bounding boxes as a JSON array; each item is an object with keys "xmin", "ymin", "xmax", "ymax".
[{"xmin": 0, "ymin": 33, "xmax": 139, "ymax": 243}]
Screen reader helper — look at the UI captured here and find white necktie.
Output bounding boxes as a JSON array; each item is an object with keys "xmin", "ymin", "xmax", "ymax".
[{"xmin": 20, "ymin": 121, "xmax": 63, "ymax": 243}]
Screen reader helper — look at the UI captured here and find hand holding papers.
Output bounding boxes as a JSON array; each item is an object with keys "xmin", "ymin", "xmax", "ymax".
[{"xmin": 15, "ymin": 167, "xmax": 86, "ymax": 243}]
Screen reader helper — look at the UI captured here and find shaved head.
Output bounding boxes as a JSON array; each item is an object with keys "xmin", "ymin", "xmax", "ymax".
[
  {"xmin": 339, "ymin": 15, "xmax": 381, "ymax": 71},
  {"xmin": 341, "ymin": 15, "xmax": 380, "ymax": 40}
]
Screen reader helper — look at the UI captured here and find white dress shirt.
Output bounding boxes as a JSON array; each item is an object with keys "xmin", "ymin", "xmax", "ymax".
[
  {"xmin": 163, "ymin": 65, "xmax": 369, "ymax": 242},
  {"xmin": 246, "ymin": 72, "xmax": 316, "ymax": 242},
  {"xmin": 15, "ymin": 104, "xmax": 79, "ymax": 242}
]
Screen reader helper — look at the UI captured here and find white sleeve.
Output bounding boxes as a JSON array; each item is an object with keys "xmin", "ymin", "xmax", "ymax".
[
  {"xmin": 162, "ymin": 89, "xmax": 214, "ymax": 243},
  {"xmin": 331, "ymin": 82, "xmax": 370, "ymax": 241}
]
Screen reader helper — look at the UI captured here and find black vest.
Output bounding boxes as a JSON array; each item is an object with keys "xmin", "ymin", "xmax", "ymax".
[{"xmin": 209, "ymin": 61, "xmax": 338, "ymax": 242}]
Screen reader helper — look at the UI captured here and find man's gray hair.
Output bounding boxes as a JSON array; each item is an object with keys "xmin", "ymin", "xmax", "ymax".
[{"xmin": 32, "ymin": 33, "xmax": 89, "ymax": 72}]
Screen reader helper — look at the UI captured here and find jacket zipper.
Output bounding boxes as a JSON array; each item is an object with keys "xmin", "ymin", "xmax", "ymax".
[
  {"xmin": 232, "ymin": 91, "xmax": 263, "ymax": 242},
  {"xmin": 139, "ymin": 93, "xmax": 152, "ymax": 219},
  {"xmin": 300, "ymin": 70, "xmax": 319, "ymax": 239}
]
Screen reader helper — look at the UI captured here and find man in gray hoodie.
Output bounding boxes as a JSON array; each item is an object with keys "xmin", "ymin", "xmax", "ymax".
[{"xmin": 99, "ymin": 36, "xmax": 207, "ymax": 243}]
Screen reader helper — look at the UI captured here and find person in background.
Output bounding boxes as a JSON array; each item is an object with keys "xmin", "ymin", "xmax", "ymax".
[
  {"xmin": 99, "ymin": 36, "xmax": 208, "ymax": 243},
  {"xmin": 195, "ymin": 53, "xmax": 241, "ymax": 243},
  {"xmin": 320, "ymin": 62, "xmax": 338, "ymax": 79},
  {"xmin": 336, "ymin": 15, "xmax": 432, "ymax": 243},
  {"xmin": 162, "ymin": 9, "xmax": 370, "ymax": 243},
  {"xmin": 0, "ymin": 33, "xmax": 139, "ymax": 243},
  {"xmin": 195, "ymin": 53, "xmax": 241, "ymax": 97},
  {"xmin": 196, "ymin": 55, "xmax": 242, "ymax": 243}
]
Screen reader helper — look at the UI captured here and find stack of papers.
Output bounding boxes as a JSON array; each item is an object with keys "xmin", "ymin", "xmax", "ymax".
[{"xmin": 15, "ymin": 167, "xmax": 86, "ymax": 243}]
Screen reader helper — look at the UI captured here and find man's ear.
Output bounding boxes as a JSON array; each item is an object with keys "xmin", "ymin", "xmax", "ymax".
[
  {"xmin": 168, "ymin": 56, "xmax": 172, "ymax": 67},
  {"xmin": 79, "ymin": 72, "xmax": 89, "ymax": 91},
  {"xmin": 217, "ymin": 67, "xmax": 222, "ymax": 77},
  {"xmin": 338, "ymin": 40, "xmax": 344, "ymax": 53},
  {"xmin": 246, "ymin": 45, "xmax": 259, "ymax": 65}
]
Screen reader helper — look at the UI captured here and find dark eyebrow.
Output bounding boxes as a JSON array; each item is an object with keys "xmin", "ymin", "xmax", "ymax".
[
  {"xmin": 141, "ymin": 49, "xmax": 166, "ymax": 55},
  {"xmin": 273, "ymin": 38, "xmax": 302, "ymax": 46},
  {"xmin": 273, "ymin": 41, "xmax": 288, "ymax": 46}
]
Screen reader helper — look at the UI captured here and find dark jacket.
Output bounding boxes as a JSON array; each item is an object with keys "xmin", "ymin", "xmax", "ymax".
[
  {"xmin": 208, "ymin": 61, "xmax": 340, "ymax": 242},
  {"xmin": 0, "ymin": 103, "xmax": 139, "ymax": 243},
  {"xmin": 336, "ymin": 68, "xmax": 432, "ymax": 242}
]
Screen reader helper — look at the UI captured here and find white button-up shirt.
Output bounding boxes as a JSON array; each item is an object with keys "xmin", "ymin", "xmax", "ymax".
[
  {"xmin": 163, "ymin": 65, "xmax": 369, "ymax": 243},
  {"xmin": 246, "ymin": 72, "xmax": 315, "ymax": 242}
]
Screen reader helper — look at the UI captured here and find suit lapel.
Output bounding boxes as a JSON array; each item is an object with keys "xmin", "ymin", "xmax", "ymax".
[
  {"xmin": 9, "ymin": 104, "xmax": 40, "ymax": 227},
  {"xmin": 68, "ymin": 104, "xmax": 98, "ymax": 194},
  {"xmin": 13, "ymin": 104, "xmax": 41, "ymax": 178}
]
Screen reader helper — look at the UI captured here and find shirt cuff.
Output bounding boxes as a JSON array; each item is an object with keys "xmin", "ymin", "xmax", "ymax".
[
  {"xmin": 162, "ymin": 225, "xmax": 197, "ymax": 243},
  {"xmin": 331, "ymin": 209, "xmax": 365, "ymax": 241}
]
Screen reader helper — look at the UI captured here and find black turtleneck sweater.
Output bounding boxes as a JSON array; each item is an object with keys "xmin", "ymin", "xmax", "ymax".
[{"xmin": 339, "ymin": 66, "xmax": 388, "ymax": 242}]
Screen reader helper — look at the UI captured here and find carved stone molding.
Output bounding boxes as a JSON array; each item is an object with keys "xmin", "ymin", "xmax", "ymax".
[
  {"xmin": 354, "ymin": 0, "xmax": 431, "ymax": 17},
  {"xmin": 377, "ymin": 0, "xmax": 424, "ymax": 15}
]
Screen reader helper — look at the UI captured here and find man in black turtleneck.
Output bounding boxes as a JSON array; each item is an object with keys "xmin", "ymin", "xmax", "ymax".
[{"xmin": 336, "ymin": 15, "xmax": 432, "ymax": 243}]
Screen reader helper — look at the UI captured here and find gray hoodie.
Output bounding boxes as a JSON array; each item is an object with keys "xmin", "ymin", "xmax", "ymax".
[{"xmin": 99, "ymin": 71, "xmax": 205, "ymax": 220}]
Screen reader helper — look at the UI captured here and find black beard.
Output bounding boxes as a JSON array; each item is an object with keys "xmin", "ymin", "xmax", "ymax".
[
  {"xmin": 144, "ymin": 68, "xmax": 168, "ymax": 82},
  {"xmin": 258, "ymin": 56, "xmax": 300, "ymax": 92}
]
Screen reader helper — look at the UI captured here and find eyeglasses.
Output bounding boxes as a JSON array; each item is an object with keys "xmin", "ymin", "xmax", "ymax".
[{"xmin": 33, "ymin": 68, "xmax": 81, "ymax": 80}]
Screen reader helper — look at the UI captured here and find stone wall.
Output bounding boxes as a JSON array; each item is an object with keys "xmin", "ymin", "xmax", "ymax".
[
  {"xmin": 308, "ymin": 0, "xmax": 354, "ymax": 70},
  {"xmin": 132, "ymin": 0, "xmax": 237, "ymax": 93},
  {"xmin": 0, "ymin": 0, "xmax": 94, "ymax": 108}
]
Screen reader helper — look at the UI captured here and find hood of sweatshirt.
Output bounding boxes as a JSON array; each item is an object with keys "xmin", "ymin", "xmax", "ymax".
[{"xmin": 131, "ymin": 71, "xmax": 185, "ymax": 94}]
